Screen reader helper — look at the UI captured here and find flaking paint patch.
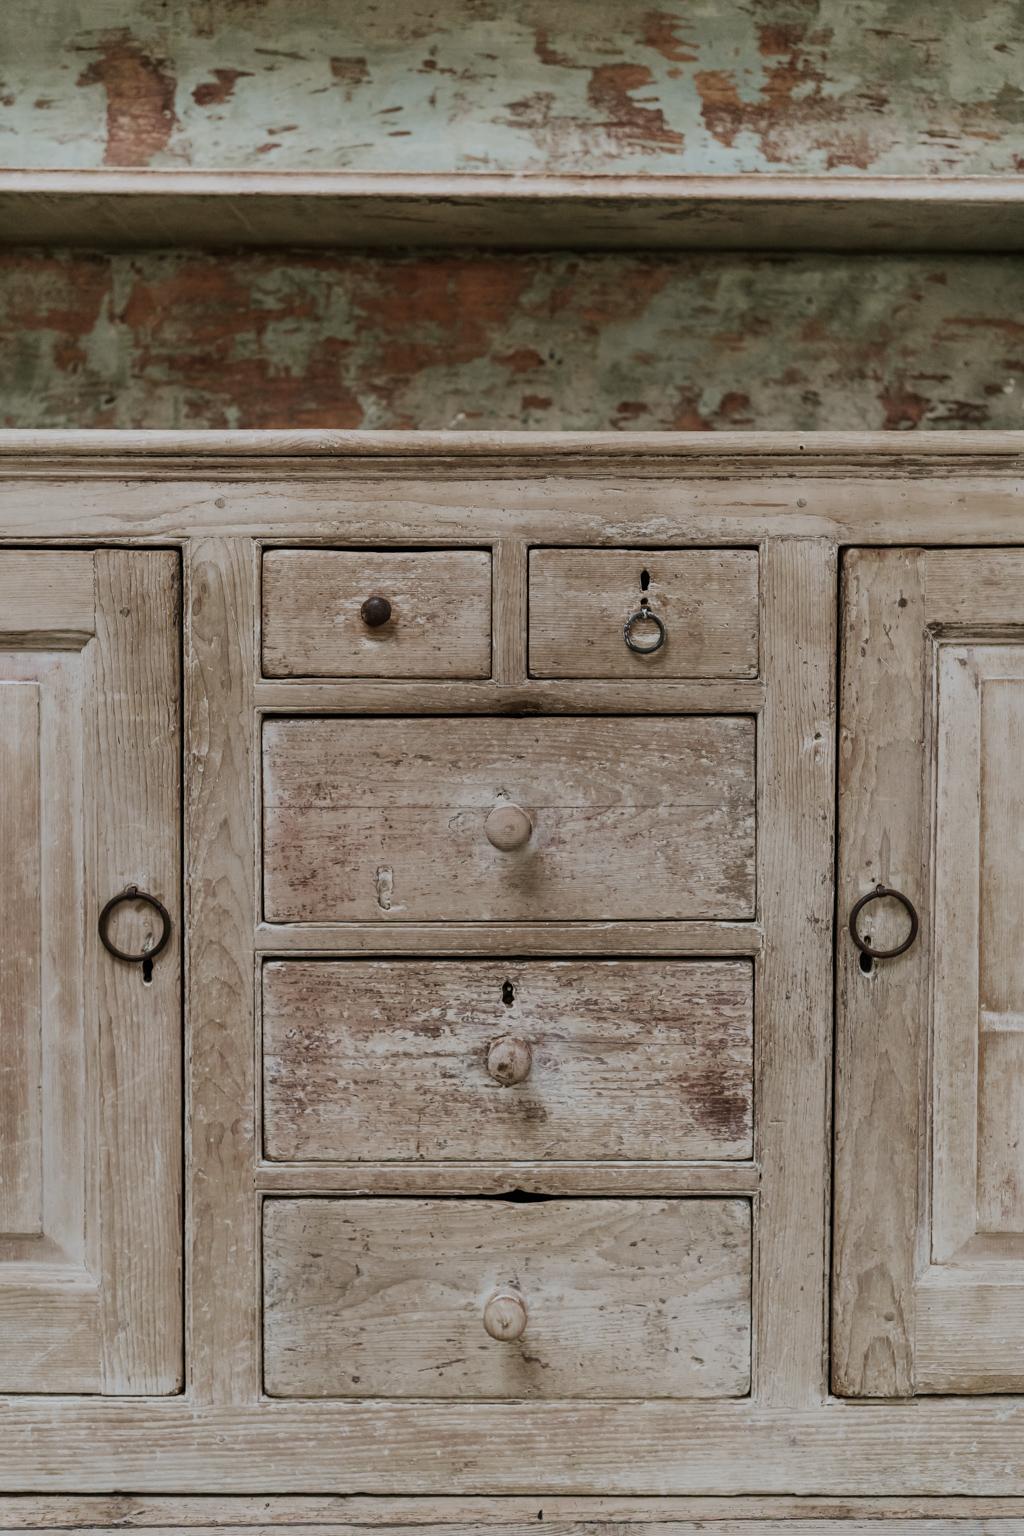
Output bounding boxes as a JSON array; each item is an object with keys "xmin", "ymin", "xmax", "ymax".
[
  {"xmin": 1, "ymin": 248, "xmax": 1023, "ymax": 433},
  {"xmin": 1, "ymin": 0, "xmax": 1024, "ymax": 172}
]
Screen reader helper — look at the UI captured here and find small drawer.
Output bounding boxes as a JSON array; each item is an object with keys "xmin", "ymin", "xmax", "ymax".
[
  {"xmin": 262, "ymin": 715, "xmax": 755, "ymax": 922},
  {"xmin": 529, "ymin": 548, "xmax": 759, "ymax": 679},
  {"xmin": 263, "ymin": 1197, "xmax": 751, "ymax": 1399},
  {"xmin": 262, "ymin": 959, "xmax": 753, "ymax": 1163},
  {"xmin": 262, "ymin": 548, "xmax": 491, "ymax": 678}
]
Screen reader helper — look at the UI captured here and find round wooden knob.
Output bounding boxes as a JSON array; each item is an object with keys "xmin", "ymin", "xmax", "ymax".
[
  {"xmin": 486, "ymin": 1036, "xmax": 532, "ymax": 1086},
  {"xmin": 359, "ymin": 595, "xmax": 392, "ymax": 628},
  {"xmin": 484, "ymin": 803, "xmax": 532, "ymax": 851},
  {"xmin": 483, "ymin": 1287, "xmax": 528, "ymax": 1342}
]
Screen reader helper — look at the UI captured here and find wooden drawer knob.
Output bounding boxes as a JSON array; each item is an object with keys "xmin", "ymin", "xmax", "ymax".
[
  {"xmin": 484, "ymin": 802, "xmax": 532, "ymax": 851},
  {"xmin": 359, "ymin": 595, "xmax": 392, "ymax": 628},
  {"xmin": 483, "ymin": 1286, "xmax": 528, "ymax": 1342},
  {"xmin": 486, "ymin": 1035, "xmax": 533, "ymax": 1085}
]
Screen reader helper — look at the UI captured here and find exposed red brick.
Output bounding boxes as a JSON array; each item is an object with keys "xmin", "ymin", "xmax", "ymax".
[
  {"xmin": 76, "ymin": 30, "xmax": 177, "ymax": 166},
  {"xmin": 587, "ymin": 62, "xmax": 683, "ymax": 150}
]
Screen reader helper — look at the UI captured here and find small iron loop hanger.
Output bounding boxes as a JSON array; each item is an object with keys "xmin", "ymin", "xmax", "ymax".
[
  {"xmin": 848, "ymin": 882, "xmax": 919, "ymax": 961},
  {"xmin": 98, "ymin": 884, "xmax": 173, "ymax": 965},
  {"xmin": 623, "ymin": 603, "xmax": 667, "ymax": 655}
]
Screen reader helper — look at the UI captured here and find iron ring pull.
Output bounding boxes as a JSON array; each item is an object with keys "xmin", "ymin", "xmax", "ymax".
[
  {"xmin": 848, "ymin": 882, "xmax": 920, "ymax": 961},
  {"xmin": 623, "ymin": 606, "xmax": 667, "ymax": 655},
  {"xmin": 98, "ymin": 884, "xmax": 173, "ymax": 966}
]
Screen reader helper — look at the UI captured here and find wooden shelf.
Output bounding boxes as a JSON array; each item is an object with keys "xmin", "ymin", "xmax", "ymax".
[{"xmin": 1, "ymin": 170, "xmax": 1022, "ymax": 251}]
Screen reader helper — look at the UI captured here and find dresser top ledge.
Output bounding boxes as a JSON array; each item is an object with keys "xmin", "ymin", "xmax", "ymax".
[{"xmin": 0, "ymin": 428, "xmax": 1022, "ymax": 466}]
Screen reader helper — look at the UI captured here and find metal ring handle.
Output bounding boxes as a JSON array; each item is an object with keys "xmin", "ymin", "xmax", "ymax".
[
  {"xmin": 98, "ymin": 884, "xmax": 172, "ymax": 965},
  {"xmin": 848, "ymin": 883, "xmax": 919, "ymax": 960},
  {"xmin": 623, "ymin": 607, "xmax": 667, "ymax": 655}
]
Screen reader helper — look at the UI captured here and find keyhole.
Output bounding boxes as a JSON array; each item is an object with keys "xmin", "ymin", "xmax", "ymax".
[
  {"xmin": 502, "ymin": 980, "xmax": 515, "ymax": 1006},
  {"xmin": 859, "ymin": 946, "xmax": 873, "ymax": 976},
  {"xmin": 639, "ymin": 568, "xmax": 651, "ymax": 592},
  {"xmin": 142, "ymin": 955, "xmax": 154, "ymax": 985}
]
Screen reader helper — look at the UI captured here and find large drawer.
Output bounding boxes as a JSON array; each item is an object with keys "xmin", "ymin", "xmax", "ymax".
[
  {"xmin": 529, "ymin": 548, "xmax": 759, "ymax": 679},
  {"xmin": 263, "ymin": 1197, "xmax": 752, "ymax": 1399},
  {"xmin": 262, "ymin": 959, "xmax": 754, "ymax": 1163},
  {"xmin": 262, "ymin": 715, "xmax": 756, "ymax": 922},
  {"xmin": 262, "ymin": 549, "xmax": 492, "ymax": 679}
]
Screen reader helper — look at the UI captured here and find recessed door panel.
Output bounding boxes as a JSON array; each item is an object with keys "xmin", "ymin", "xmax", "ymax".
[
  {"xmin": 835, "ymin": 548, "xmax": 1024, "ymax": 1396},
  {"xmin": 0, "ymin": 551, "xmax": 181, "ymax": 1394}
]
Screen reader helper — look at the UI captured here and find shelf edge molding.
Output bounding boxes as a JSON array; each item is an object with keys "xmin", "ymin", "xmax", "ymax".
[{"xmin": 1, "ymin": 170, "xmax": 1023, "ymax": 251}]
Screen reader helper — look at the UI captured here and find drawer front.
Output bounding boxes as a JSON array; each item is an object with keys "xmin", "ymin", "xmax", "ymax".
[
  {"xmin": 262, "ymin": 959, "xmax": 754, "ymax": 1163},
  {"xmin": 262, "ymin": 549, "xmax": 492, "ymax": 678},
  {"xmin": 262, "ymin": 715, "xmax": 755, "ymax": 922},
  {"xmin": 529, "ymin": 548, "xmax": 759, "ymax": 679},
  {"xmin": 263, "ymin": 1198, "xmax": 751, "ymax": 1399}
]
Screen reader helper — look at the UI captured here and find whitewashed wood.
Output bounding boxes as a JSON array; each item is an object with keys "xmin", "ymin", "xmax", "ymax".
[
  {"xmin": 12, "ymin": 1493, "xmax": 1024, "ymax": 1527},
  {"xmin": 255, "ymin": 679, "xmax": 766, "ymax": 715},
  {"xmin": 256, "ymin": 920, "xmax": 762, "ymax": 956},
  {"xmin": 925, "ymin": 550, "xmax": 1024, "ymax": 627},
  {"xmin": 3, "ymin": 460, "xmax": 1024, "ymax": 555},
  {"xmin": 256, "ymin": 1161, "xmax": 759, "ymax": 1197},
  {"xmin": 185, "ymin": 539, "xmax": 260, "ymax": 1404},
  {"xmin": 263, "ymin": 1198, "xmax": 751, "ymax": 1400},
  {"xmin": 528, "ymin": 550, "xmax": 758, "ymax": 680},
  {"xmin": 0, "ymin": 553, "xmax": 94, "ymax": 642},
  {"xmin": 262, "ymin": 550, "xmax": 491, "ymax": 679},
  {"xmin": 0, "ymin": 684, "xmax": 41, "ymax": 1235},
  {"xmin": 2, "ymin": 171, "xmax": 1024, "ymax": 252},
  {"xmin": 754, "ymin": 539, "xmax": 836, "ymax": 1407},
  {"xmin": 90, "ymin": 552, "xmax": 182, "ymax": 1393},
  {"xmin": 833, "ymin": 549, "xmax": 929, "ymax": 1398},
  {"xmin": 0, "ymin": 552, "xmax": 181, "ymax": 1394},
  {"xmin": 262, "ymin": 716, "xmax": 755, "ymax": 923},
  {"xmin": 262, "ymin": 960, "xmax": 753, "ymax": 1164}
]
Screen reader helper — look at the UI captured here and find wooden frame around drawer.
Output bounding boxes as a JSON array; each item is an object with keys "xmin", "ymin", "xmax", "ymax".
[{"xmin": 0, "ymin": 431, "xmax": 1022, "ymax": 1497}]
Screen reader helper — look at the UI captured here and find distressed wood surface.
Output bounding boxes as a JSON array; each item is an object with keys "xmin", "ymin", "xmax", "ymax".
[
  {"xmin": 262, "ymin": 549, "xmax": 492, "ymax": 679},
  {"xmin": 754, "ymin": 539, "xmax": 835, "ymax": 1406},
  {"xmin": 0, "ymin": 552, "xmax": 181, "ymax": 1394},
  {"xmin": 185, "ymin": 539, "xmax": 259, "ymax": 1404},
  {"xmin": 262, "ymin": 715, "xmax": 756, "ymax": 922},
  {"xmin": 256, "ymin": 1161, "xmax": 759, "ymax": 1197},
  {"xmin": 262, "ymin": 1197, "xmax": 751, "ymax": 1400},
  {"xmin": 91, "ymin": 551, "xmax": 182, "ymax": 1393},
  {"xmin": 262, "ymin": 959, "xmax": 753, "ymax": 1163},
  {"xmin": 832, "ymin": 549, "xmax": 929, "ymax": 1398},
  {"xmin": 3, "ymin": 252, "xmax": 1024, "ymax": 433},
  {"xmin": 0, "ymin": 684, "xmax": 41, "ymax": 1236},
  {"xmin": 2, "ymin": 0, "xmax": 1023, "ymax": 177},
  {"xmin": 7, "ymin": 173, "xmax": 1024, "ymax": 253},
  {"xmin": 528, "ymin": 548, "xmax": 758, "ymax": 679},
  {"xmin": 14, "ymin": 1494, "xmax": 1024, "ymax": 1528}
]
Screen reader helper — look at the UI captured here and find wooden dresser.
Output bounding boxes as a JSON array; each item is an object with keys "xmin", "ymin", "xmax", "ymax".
[{"xmin": 2, "ymin": 430, "xmax": 1024, "ymax": 1535}]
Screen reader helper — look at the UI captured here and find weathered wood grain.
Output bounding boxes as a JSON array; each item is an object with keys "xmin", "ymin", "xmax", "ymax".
[
  {"xmin": 185, "ymin": 539, "xmax": 259, "ymax": 1404},
  {"xmin": 262, "ymin": 959, "xmax": 753, "ymax": 1163},
  {"xmin": 833, "ymin": 549, "xmax": 929, "ymax": 1398},
  {"xmin": 263, "ymin": 1197, "xmax": 751, "ymax": 1400},
  {"xmin": 262, "ymin": 549, "xmax": 491, "ymax": 679},
  {"xmin": 262, "ymin": 715, "xmax": 756, "ymax": 923},
  {"xmin": 754, "ymin": 539, "xmax": 835, "ymax": 1407},
  {"xmin": 91, "ymin": 551, "xmax": 182, "ymax": 1393},
  {"xmin": 0, "ymin": 683, "xmax": 42, "ymax": 1236},
  {"xmin": 529, "ymin": 549, "xmax": 758, "ymax": 679}
]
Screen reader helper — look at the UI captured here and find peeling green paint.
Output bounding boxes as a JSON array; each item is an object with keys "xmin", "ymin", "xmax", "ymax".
[
  {"xmin": 2, "ymin": 248, "xmax": 1021, "ymax": 430},
  {"xmin": 1, "ymin": 0, "xmax": 1023, "ymax": 173}
]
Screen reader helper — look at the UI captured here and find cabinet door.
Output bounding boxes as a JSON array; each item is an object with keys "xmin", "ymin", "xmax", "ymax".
[
  {"xmin": 835, "ymin": 548, "xmax": 1024, "ymax": 1396},
  {"xmin": 0, "ymin": 551, "xmax": 181, "ymax": 1393}
]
